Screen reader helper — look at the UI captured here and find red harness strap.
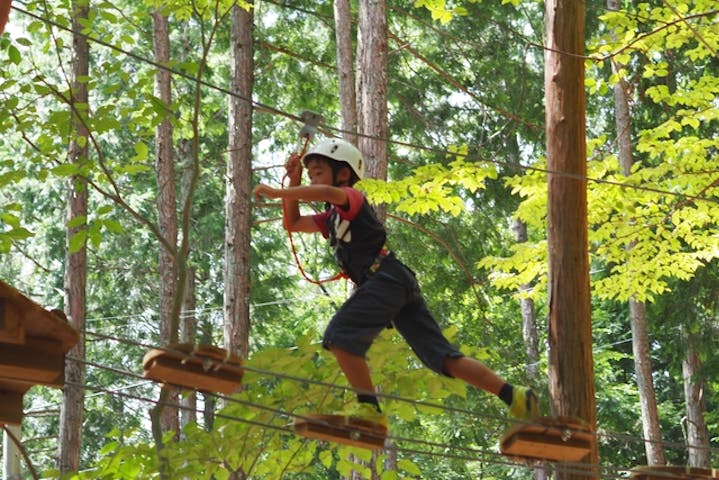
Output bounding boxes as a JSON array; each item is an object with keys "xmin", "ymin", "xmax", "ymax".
[{"xmin": 281, "ymin": 138, "xmax": 347, "ymax": 285}]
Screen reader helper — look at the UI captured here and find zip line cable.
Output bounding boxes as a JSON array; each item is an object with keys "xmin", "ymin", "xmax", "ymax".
[
  {"xmin": 71, "ymin": 329, "xmax": 719, "ymax": 459},
  {"xmin": 8, "ymin": 3, "xmax": 719, "ymax": 208}
]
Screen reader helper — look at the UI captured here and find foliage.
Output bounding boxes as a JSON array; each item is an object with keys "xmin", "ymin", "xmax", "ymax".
[
  {"xmin": 482, "ymin": 1, "xmax": 719, "ymax": 303},
  {"xmin": 1, "ymin": 0, "xmax": 717, "ymax": 478},
  {"xmin": 40, "ymin": 330, "xmax": 484, "ymax": 479},
  {"xmin": 359, "ymin": 153, "xmax": 498, "ymax": 217}
]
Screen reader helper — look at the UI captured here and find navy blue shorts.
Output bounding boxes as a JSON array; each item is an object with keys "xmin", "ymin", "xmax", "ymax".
[{"xmin": 322, "ymin": 254, "xmax": 463, "ymax": 376}]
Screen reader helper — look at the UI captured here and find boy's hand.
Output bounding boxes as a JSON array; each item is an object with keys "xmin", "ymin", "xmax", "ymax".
[
  {"xmin": 284, "ymin": 153, "xmax": 303, "ymax": 185},
  {"xmin": 253, "ymin": 184, "xmax": 280, "ymax": 202}
]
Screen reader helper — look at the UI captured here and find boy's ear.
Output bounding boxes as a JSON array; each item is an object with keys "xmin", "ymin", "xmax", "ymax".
[{"xmin": 337, "ymin": 165, "xmax": 352, "ymax": 183}]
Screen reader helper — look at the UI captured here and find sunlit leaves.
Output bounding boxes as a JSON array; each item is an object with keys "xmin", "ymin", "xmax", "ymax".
[
  {"xmin": 360, "ymin": 155, "xmax": 497, "ymax": 217},
  {"xmin": 482, "ymin": 1, "xmax": 719, "ymax": 304},
  {"xmin": 0, "ymin": 205, "xmax": 34, "ymax": 253},
  {"xmin": 413, "ymin": 0, "xmax": 467, "ymax": 24}
]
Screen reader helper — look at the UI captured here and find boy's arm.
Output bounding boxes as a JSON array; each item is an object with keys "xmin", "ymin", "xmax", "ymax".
[
  {"xmin": 282, "ymin": 153, "xmax": 304, "ymax": 231},
  {"xmin": 253, "ymin": 184, "xmax": 348, "ymax": 232}
]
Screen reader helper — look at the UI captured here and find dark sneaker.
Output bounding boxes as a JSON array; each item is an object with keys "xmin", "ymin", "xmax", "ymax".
[{"xmin": 508, "ymin": 386, "xmax": 540, "ymax": 420}]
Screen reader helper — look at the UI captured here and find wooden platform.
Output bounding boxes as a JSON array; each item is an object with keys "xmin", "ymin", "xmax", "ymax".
[
  {"xmin": 294, "ymin": 414, "xmax": 388, "ymax": 450},
  {"xmin": 631, "ymin": 466, "xmax": 719, "ymax": 479},
  {"xmin": 500, "ymin": 416, "xmax": 594, "ymax": 463},
  {"xmin": 143, "ymin": 343, "xmax": 244, "ymax": 394},
  {"xmin": 0, "ymin": 280, "xmax": 80, "ymax": 426}
]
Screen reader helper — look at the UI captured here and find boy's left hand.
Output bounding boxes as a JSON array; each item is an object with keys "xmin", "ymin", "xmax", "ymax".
[
  {"xmin": 284, "ymin": 153, "xmax": 303, "ymax": 185},
  {"xmin": 253, "ymin": 184, "xmax": 280, "ymax": 201}
]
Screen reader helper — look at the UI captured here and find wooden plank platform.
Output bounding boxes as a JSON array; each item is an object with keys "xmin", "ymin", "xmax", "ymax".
[
  {"xmin": 294, "ymin": 414, "xmax": 388, "ymax": 450},
  {"xmin": 0, "ymin": 336, "xmax": 65, "ymax": 387},
  {"xmin": 631, "ymin": 466, "xmax": 719, "ymax": 479},
  {"xmin": 500, "ymin": 416, "xmax": 594, "ymax": 463},
  {"xmin": 143, "ymin": 343, "xmax": 244, "ymax": 394},
  {"xmin": 0, "ymin": 280, "xmax": 80, "ymax": 426},
  {"xmin": 0, "ymin": 281, "xmax": 79, "ymax": 351}
]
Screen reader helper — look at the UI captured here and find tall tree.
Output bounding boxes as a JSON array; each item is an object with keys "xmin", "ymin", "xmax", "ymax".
[
  {"xmin": 607, "ymin": 0, "xmax": 666, "ymax": 466},
  {"xmin": 179, "ymin": 266, "xmax": 197, "ymax": 430},
  {"xmin": 607, "ymin": 0, "xmax": 666, "ymax": 465},
  {"xmin": 682, "ymin": 333, "xmax": 710, "ymax": 468},
  {"xmin": 356, "ymin": 0, "xmax": 387, "ymax": 184},
  {"xmin": 58, "ymin": 0, "xmax": 89, "ymax": 472},
  {"xmin": 0, "ymin": 0, "xmax": 10, "ymax": 34},
  {"xmin": 151, "ymin": 5, "xmax": 179, "ymax": 443},
  {"xmin": 333, "ymin": 0, "xmax": 357, "ymax": 144},
  {"xmin": 224, "ymin": 1, "xmax": 253, "ymax": 360},
  {"xmin": 545, "ymin": 0, "xmax": 597, "ymax": 478}
]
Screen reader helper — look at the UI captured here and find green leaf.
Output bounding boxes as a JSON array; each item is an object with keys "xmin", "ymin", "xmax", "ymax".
[
  {"xmin": 69, "ymin": 230, "xmax": 87, "ymax": 253},
  {"xmin": 6, "ymin": 227, "xmax": 33, "ymax": 241},
  {"xmin": 319, "ymin": 450, "xmax": 333, "ymax": 469},
  {"xmin": 8, "ymin": 45, "xmax": 21, "ymax": 64},
  {"xmin": 398, "ymin": 458, "xmax": 422, "ymax": 475},
  {"xmin": 131, "ymin": 142, "xmax": 149, "ymax": 162},
  {"xmin": 52, "ymin": 163, "xmax": 81, "ymax": 177},
  {"xmin": 67, "ymin": 215, "xmax": 87, "ymax": 228}
]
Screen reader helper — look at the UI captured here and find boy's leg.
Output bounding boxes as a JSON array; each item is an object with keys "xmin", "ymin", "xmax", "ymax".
[
  {"xmin": 328, "ymin": 347, "xmax": 385, "ymax": 426},
  {"xmin": 442, "ymin": 356, "xmax": 504, "ymax": 395},
  {"xmin": 390, "ymin": 265, "xmax": 540, "ymax": 420},
  {"xmin": 323, "ymin": 267, "xmax": 409, "ymax": 414},
  {"xmin": 329, "ymin": 346, "xmax": 375, "ymax": 394},
  {"xmin": 443, "ymin": 356, "xmax": 539, "ymax": 419}
]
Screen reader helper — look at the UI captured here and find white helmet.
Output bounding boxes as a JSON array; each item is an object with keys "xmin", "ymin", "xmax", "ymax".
[{"xmin": 303, "ymin": 138, "xmax": 364, "ymax": 180}]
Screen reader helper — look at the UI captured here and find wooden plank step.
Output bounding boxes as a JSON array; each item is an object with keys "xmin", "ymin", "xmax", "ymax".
[
  {"xmin": 500, "ymin": 416, "xmax": 594, "ymax": 463},
  {"xmin": 0, "ymin": 337, "xmax": 65, "ymax": 387},
  {"xmin": 631, "ymin": 466, "xmax": 719, "ymax": 479},
  {"xmin": 294, "ymin": 414, "xmax": 387, "ymax": 450},
  {"xmin": 143, "ymin": 343, "xmax": 243, "ymax": 394}
]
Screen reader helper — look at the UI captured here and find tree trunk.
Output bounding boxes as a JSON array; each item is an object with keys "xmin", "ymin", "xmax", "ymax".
[
  {"xmin": 682, "ymin": 337, "xmax": 710, "ymax": 468},
  {"xmin": 225, "ymin": 2, "xmax": 253, "ymax": 361},
  {"xmin": 0, "ymin": 0, "xmax": 11, "ymax": 35},
  {"xmin": 545, "ymin": 0, "xmax": 597, "ymax": 478},
  {"xmin": 356, "ymin": 0, "xmax": 388, "ymax": 188},
  {"xmin": 510, "ymin": 218, "xmax": 541, "ymax": 382},
  {"xmin": 201, "ymin": 317, "xmax": 217, "ymax": 430},
  {"xmin": 334, "ymin": 0, "xmax": 357, "ymax": 144},
  {"xmin": 58, "ymin": 0, "xmax": 88, "ymax": 472},
  {"xmin": 179, "ymin": 266, "xmax": 197, "ymax": 431},
  {"xmin": 151, "ymin": 8, "xmax": 179, "ymax": 461},
  {"xmin": 629, "ymin": 301, "xmax": 665, "ymax": 464},
  {"xmin": 607, "ymin": 0, "xmax": 666, "ymax": 463},
  {"xmin": 3, "ymin": 424, "xmax": 21, "ymax": 479}
]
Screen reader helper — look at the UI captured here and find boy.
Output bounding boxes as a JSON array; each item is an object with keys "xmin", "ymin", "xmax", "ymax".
[{"xmin": 253, "ymin": 138, "xmax": 539, "ymax": 426}]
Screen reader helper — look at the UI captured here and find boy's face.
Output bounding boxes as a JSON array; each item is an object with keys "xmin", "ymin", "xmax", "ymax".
[{"xmin": 305, "ymin": 158, "xmax": 334, "ymax": 186}]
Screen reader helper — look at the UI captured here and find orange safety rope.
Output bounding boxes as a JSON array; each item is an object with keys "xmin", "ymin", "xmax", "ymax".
[{"xmin": 281, "ymin": 137, "xmax": 347, "ymax": 285}]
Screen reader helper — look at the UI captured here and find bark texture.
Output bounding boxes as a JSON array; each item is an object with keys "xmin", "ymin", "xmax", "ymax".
[
  {"xmin": 58, "ymin": 0, "xmax": 89, "ymax": 471},
  {"xmin": 334, "ymin": 0, "xmax": 358, "ymax": 144},
  {"xmin": 224, "ymin": 3, "xmax": 254, "ymax": 360},
  {"xmin": 545, "ymin": 0, "xmax": 598, "ymax": 476},
  {"xmin": 683, "ymin": 339, "xmax": 710, "ymax": 468},
  {"xmin": 356, "ymin": 0, "xmax": 388, "ymax": 184},
  {"xmin": 152, "ymin": 7, "xmax": 179, "ymax": 437}
]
